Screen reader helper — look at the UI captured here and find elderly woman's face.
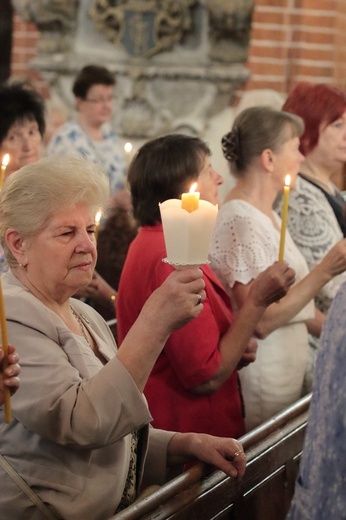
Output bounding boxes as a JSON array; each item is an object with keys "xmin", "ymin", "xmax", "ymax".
[
  {"xmin": 0, "ymin": 119, "xmax": 41, "ymax": 174},
  {"xmin": 22, "ymin": 204, "xmax": 97, "ymax": 301}
]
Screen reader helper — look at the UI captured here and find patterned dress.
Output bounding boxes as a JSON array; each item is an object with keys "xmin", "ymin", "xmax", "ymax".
[
  {"xmin": 47, "ymin": 120, "xmax": 126, "ymax": 195},
  {"xmin": 287, "ymin": 281, "xmax": 346, "ymax": 520}
]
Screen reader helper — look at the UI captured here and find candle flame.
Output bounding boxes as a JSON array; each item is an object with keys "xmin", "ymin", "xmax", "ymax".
[
  {"xmin": 285, "ymin": 174, "xmax": 291, "ymax": 187},
  {"xmin": 1, "ymin": 153, "xmax": 10, "ymax": 168},
  {"xmin": 124, "ymin": 142, "xmax": 133, "ymax": 154},
  {"xmin": 189, "ymin": 183, "xmax": 198, "ymax": 194},
  {"xmin": 95, "ymin": 210, "xmax": 102, "ymax": 225}
]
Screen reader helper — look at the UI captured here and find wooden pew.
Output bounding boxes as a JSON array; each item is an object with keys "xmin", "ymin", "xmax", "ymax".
[{"xmin": 111, "ymin": 394, "xmax": 311, "ymax": 520}]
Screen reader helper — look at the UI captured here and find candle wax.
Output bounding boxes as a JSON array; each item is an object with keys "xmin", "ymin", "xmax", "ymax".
[{"xmin": 181, "ymin": 191, "xmax": 200, "ymax": 213}]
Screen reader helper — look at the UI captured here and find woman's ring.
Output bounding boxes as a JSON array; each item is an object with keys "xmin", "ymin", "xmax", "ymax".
[
  {"xmin": 196, "ymin": 294, "xmax": 202, "ymax": 306},
  {"xmin": 231, "ymin": 450, "xmax": 244, "ymax": 460}
]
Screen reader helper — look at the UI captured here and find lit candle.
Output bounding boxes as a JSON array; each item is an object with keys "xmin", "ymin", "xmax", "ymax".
[
  {"xmin": 181, "ymin": 183, "xmax": 200, "ymax": 213},
  {"xmin": 278, "ymin": 174, "xmax": 291, "ymax": 261},
  {"xmin": 160, "ymin": 198, "xmax": 218, "ymax": 267},
  {"xmin": 124, "ymin": 142, "xmax": 133, "ymax": 169},
  {"xmin": 0, "ymin": 154, "xmax": 10, "ymax": 189},
  {"xmin": 0, "ymin": 278, "xmax": 11, "ymax": 423},
  {"xmin": 94, "ymin": 209, "xmax": 102, "ymax": 242}
]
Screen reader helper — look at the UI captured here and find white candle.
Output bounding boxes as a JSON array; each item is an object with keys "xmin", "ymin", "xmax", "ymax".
[
  {"xmin": 94, "ymin": 209, "xmax": 102, "ymax": 242},
  {"xmin": 160, "ymin": 198, "xmax": 218, "ymax": 266},
  {"xmin": 124, "ymin": 142, "xmax": 133, "ymax": 169}
]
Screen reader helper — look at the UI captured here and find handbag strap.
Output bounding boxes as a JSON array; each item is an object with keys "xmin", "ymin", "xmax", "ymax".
[{"xmin": 0, "ymin": 453, "xmax": 57, "ymax": 520}]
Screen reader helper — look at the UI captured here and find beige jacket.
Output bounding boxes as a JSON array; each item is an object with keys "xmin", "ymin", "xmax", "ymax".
[{"xmin": 0, "ymin": 272, "xmax": 175, "ymax": 520}]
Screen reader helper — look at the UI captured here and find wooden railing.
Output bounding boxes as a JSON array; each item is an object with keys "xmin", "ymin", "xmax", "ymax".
[{"xmin": 111, "ymin": 394, "xmax": 311, "ymax": 520}]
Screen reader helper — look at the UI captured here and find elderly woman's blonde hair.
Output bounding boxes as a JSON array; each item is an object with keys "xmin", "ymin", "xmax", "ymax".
[{"xmin": 0, "ymin": 155, "xmax": 109, "ymax": 266}]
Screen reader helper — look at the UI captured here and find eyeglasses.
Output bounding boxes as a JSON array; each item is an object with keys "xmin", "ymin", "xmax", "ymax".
[{"xmin": 84, "ymin": 96, "xmax": 114, "ymax": 104}]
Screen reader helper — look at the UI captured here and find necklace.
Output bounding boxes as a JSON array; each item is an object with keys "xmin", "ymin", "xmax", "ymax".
[{"xmin": 70, "ymin": 306, "xmax": 92, "ymax": 348}]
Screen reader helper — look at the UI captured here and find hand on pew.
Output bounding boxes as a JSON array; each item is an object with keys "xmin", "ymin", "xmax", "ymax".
[{"xmin": 167, "ymin": 432, "xmax": 246, "ymax": 480}]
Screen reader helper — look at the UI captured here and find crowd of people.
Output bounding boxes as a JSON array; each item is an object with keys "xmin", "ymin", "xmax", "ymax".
[{"xmin": 0, "ymin": 70, "xmax": 346, "ymax": 519}]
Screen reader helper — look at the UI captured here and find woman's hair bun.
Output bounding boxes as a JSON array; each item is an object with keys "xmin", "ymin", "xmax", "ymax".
[{"xmin": 221, "ymin": 127, "xmax": 240, "ymax": 162}]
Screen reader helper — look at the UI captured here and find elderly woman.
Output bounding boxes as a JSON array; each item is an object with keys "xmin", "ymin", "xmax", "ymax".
[
  {"xmin": 117, "ymin": 134, "xmax": 295, "ymax": 439},
  {"xmin": 209, "ymin": 106, "xmax": 346, "ymax": 430},
  {"xmin": 0, "ymin": 155, "xmax": 247, "ymax": 519}
]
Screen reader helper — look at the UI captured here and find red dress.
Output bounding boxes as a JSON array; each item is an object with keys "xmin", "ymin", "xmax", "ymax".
[{"xmin": 117, "ymin": 224, "xmax": 245, "ymax": 438}]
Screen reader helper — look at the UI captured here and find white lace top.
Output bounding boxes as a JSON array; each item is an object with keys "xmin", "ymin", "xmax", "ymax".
[
  {"xmin": 210, "ymin": 199, "xmax": 314, "ymax": 322},
  {"xmin": 274, "ymin": 175, "xmax": 346, "ymax": 313},
  {"xmin": 209, "ymin": 199, "xmax": 314, "ymax": 429}
]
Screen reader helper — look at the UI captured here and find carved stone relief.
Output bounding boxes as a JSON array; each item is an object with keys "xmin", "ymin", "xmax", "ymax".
[
  {"xmin": 17, "ymin": 0, "xmax": 253, "ymax": 139},
  {"xmin": 12, "ymin": 0, "xmax": 80, "ymax": 52},
  {"xmin": 88, "ymin": 0, "xmax": 198, "ymax": 58},
  {"xmin": 207, "ymin": 0, "xmax": 254, "ymax": 63}
]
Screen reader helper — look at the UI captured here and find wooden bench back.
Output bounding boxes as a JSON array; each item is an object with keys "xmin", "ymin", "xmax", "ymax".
[{"xmin": 111, "ymin": 394, "xmax": 311, "ymax": 520}]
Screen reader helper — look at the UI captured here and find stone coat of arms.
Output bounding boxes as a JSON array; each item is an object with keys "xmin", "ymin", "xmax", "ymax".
[{"xmin": 89, "ymin": 0, "xmax": 198, "ymax": 58}]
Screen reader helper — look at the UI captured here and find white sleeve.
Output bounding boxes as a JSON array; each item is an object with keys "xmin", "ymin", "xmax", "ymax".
[{"xmin": 210, "ymin": 201, "xmax": 279, "ymax": 288}]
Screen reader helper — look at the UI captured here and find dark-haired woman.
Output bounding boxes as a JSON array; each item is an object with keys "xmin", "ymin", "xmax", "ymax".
[
  {"xmin": 209, "ymin": 106, "xmax": 346, "ymax": 430},
  {"xmin": 0, "ymin": 81, "xmax": 46, "ymax": 274},
  {"xmin": 117, "ymin": 134, "xmax": 295, "ymax": 438},
  {"xmin": 0, "ymin": 81, "xmax": 45, "ymax": 175}
]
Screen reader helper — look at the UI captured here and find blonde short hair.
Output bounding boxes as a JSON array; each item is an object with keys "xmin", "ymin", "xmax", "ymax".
[{"xmin": 0, "ymin": 155, "xmax": 109, "ymax": 266}]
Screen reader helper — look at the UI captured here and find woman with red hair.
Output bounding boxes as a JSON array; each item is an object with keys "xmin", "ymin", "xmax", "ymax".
[
  {"xmin": 274, "ymin": 82, "xmax": 346, "ymax": 390},
  {"xmin": 277, "ymin": 82, "xmax": 346, "ymax": 234}
]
